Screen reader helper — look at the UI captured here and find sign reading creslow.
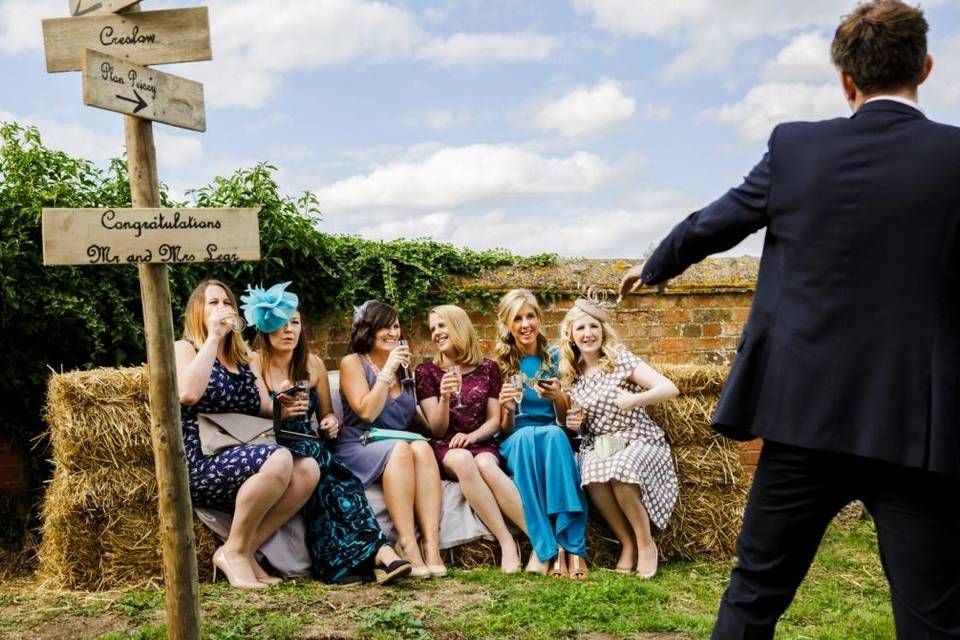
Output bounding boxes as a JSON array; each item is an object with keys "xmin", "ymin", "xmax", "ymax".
[
  {"xmin": 42, "ymin": 208, "xmax": 261, "ymax": 265},
  {"xmin": 42, "ymin": 7, "xmax": 211, "ymax": 72}
]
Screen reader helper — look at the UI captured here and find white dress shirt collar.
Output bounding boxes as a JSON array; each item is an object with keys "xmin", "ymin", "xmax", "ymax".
[{"xmin": 864, "ymin": 95, "xmax": 925, "ymax": 116}]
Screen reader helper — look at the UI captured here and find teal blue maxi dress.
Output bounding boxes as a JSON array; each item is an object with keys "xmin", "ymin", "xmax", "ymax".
[{"xmin": 499, "ymin": 355, "xmax": 588, "ymax": 562}]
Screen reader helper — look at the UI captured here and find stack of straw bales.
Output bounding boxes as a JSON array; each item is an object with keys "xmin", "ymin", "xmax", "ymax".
[
  {"xmin": 39, "ymin": 363, "xmax": 745, "ymax": 588},
  {"xmin": 39, "ymin": 367, "xmax": 217, "ymax": 590},
  {"xmin": 449, "ymin": 363, "xmax": 748, "ymax": 568}
]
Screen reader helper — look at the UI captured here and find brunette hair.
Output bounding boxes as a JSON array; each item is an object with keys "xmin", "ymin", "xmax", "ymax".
[
  {"xmin": 429, "ymin": 304, "xmax": 484, "ymax": 367},
  {"xmin": 831, "ymin": 0, "xmax": 928, "ymax": 94},
  {"xmin": 350, "ymin": 300, "xmax": 401, "ymax": 354},
  {"xmin": 495, "ymin": 289, "xmax": 551, "ymax": 379},
  {"xmin": 253, "ymin": 310, "xmax": 311, "ymax": 391},
  {"xmin": 181, "ymin": 279, "xmax": 250, "ymax": 366}
]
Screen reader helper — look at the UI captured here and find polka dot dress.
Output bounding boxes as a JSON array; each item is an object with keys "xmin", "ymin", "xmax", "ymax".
[
  {"xmin": 570, "ymin": 349, "xmax": 678, "ymax": 529},
  {"xmin": 181, "ymin": 359, "xmax": 283, "ymax": 511}
]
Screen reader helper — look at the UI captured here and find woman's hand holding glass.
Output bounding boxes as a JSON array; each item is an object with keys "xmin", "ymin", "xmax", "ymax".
[
  {"xmin": 497, "ymin": 384, "xmax": 518, "ymax": 411},
  {"xmin": 565, "ymin": 402, "xmax": 584, "ymax": 437},
  {"xmin": 206, "ymin": 307, "xmax": 239, "ymax": 340},
  {"xmin": 439, "ymin": 370, "xmax": 460, "ymax": 402},
  {"xmin": 384, "ymin": 343, "xmax": 411, "ymax": 376}
]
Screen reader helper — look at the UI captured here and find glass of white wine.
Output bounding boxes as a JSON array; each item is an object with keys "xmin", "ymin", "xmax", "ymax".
[
  {"xmin": 449, "ymin": 364, "xmax": 464, "ymax": 409},
  {"xmin": 510, "ymin": 374, "xmax": 525, "ymax": 417}
]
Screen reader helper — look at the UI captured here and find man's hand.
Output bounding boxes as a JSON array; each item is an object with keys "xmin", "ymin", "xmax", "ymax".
[{"xmin": 618, "ymin": 262, "xmax": 645, "ymax": 303}]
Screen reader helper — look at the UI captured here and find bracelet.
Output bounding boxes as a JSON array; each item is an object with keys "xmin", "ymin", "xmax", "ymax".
[{"xmin": 377, "ymin": 371, "xmax": 395, "ymax": 386}]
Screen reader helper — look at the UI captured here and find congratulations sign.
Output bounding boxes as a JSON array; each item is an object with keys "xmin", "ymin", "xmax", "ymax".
[{"xmin": 42, "ymin": 207, "xmax": 261, "ymax": 265}]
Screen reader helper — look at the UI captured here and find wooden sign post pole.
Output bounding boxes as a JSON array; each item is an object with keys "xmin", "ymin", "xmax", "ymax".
[{"xmin": 125, "ymin": 101, "xmax": 201, "ymax": 639}]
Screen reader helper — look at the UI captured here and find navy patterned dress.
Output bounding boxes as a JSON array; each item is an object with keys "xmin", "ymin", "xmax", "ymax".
[
  {"xmin": 181, "ymin": 359, "xmax": 283, "ymax": 509},
  {"xmin": 277, "ymin": 389, "xmax": 388, "ymax": 583}
]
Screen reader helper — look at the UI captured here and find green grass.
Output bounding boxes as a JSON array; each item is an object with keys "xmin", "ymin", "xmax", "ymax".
[{"xmin": 0, "ymin": 518, "xmax": 894, "ymax": 639}]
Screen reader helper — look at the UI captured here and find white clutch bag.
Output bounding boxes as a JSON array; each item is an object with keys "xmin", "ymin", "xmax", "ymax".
[{"xmin": 593, "ymin": 434, "xmax": 627, "ymax": 459}]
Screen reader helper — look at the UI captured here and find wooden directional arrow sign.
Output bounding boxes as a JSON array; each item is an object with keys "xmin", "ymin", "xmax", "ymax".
[
  {"xmin": 42, "ymin": 208, "xmax": 261, "ymax": 265},
  {"xmin": 69, "ymin": 0, "xmax": 142, "ymax": 17},
  {"xmin": 42, "ymin": 7, "xmax": 211, "ymax": 73},
  {"xmin": 83, "ymin": 50, "xmax": 205, "ymax": 131}
]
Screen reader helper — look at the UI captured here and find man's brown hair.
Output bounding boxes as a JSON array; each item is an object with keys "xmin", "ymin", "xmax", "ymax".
[{"xmin": 831, "ymin": 0, "xmax": 928, "ymax": 94}]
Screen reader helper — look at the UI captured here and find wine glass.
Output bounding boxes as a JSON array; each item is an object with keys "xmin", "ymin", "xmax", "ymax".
[
  {"xmin": 567, "ymin": 401, "xmax": 584, "ymax": 441},
  {"xmin": 220, "ymin": 315, "xmax": 246, "ymax": 332},
  {"xmin": 510, "ymin": 374, "xmax": 526, "ymax": 417},
  {"xmin": 449, "ymin": 364, "xmax": 464, "ymax": 409}
]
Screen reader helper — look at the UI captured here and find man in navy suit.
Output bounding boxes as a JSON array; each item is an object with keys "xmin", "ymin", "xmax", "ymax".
[{"xmin": 620, "ymin": 1, "xmax": 960, "ymax": 638}]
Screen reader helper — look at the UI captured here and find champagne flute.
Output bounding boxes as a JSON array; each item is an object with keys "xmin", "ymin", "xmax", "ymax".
[
  {"xmin": 396, "ymin": 339, "xmax": 413, "ymax": 386},
  {"xmin": 567, "ymin": 401, "xmax": 584, "ymax": 440},
  {"xmin": 510, "ymin": 374, "xmax": 526, "ymax": 417},
  {"xmin": 449, "ymin": 364, "xmax": 464, "ymax": 409},
  {"xmin": 220, "ymin": 315, "xmax": 246, "ymax": 332}
]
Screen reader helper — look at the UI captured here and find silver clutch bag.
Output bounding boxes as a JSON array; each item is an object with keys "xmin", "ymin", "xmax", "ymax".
[{"xmin": 198, "ymin": 412, "xmax": 276, "ymax": 456}]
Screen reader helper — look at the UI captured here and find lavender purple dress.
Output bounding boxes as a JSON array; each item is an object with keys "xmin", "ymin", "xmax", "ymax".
[{"xmin": 334, "ymin": 356, "xmax": 418, "ymax": 487}]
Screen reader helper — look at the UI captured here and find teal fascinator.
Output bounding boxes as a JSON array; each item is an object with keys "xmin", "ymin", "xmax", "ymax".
[{"xmin": 240, "ymin": 282, "xmax": 299, "ymax": 333}]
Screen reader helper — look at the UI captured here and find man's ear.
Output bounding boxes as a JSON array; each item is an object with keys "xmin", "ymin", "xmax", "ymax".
[
  {"xmin": 840, "ymin": 70, "xmax": 858, "ymax": 107},
  {"xmin": 918, "ymin": 54, "xmax": 933, "ymax": 86}
]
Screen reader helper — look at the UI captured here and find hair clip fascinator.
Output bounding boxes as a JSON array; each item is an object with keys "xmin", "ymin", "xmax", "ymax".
[
  {"xmin": 574, "ymin": 285, "xmax": 614, "ymax": 323},
  {"xmin": 240, "ymin": 282, "xmax": 299, "ymax": 333},
  {"xmin": 352, "ymin": 300, "xmax": 377, "ymax": 327}
]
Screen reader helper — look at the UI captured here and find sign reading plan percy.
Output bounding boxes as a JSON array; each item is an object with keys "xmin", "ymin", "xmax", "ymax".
[{"xmin": 42, "ymin": 208, "xmax": 261, "ymax": 265}]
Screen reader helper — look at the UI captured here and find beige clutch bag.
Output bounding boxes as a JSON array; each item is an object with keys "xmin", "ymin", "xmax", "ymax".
[
  {"xmin": 593, "ymin": 434, "xmax": 627, "ymax": 459},
  {"xmin": 198, "ymin": 412, "xmax": 276, "ymax": 456}
]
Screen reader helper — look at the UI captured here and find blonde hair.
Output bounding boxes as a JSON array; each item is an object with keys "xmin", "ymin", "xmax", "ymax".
[
  {"xmin": 429, "ymin": 304, "xmax": 484, "ymax": 367},
  {"xmin": 495, "ymin": 289, "xmax": 551, "ymax": 379},
  {"xmin": 557, "ymin": 305, "xmax": 621, "ymax": 388},
  {"xmin": 181, "ymin": 279, "xmax": 251, "ymax": 366}
]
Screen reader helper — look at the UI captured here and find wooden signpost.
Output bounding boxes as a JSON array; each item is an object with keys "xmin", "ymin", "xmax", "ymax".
[
  {"xmin": 40, "ymin": 3, "xmax": 255, "ymax": 639},
  {"xmin": 83, "ymin": 50, "xmax": 206, "ymax": 131}
]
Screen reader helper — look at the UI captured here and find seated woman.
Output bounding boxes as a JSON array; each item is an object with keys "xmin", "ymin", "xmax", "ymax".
[
  {"xmin": 558, "ymin": 297, "xmax": 679, "ymax": 578},
  {"xmin": 244, "ymin": 282, "xmax": 410, "ymax": 585},
  {"xmin": 495, "ymin": 289, "xmax": 589, "ymax": 578},
  {"xmin": 336, "ymin": 300, "xmax": 445, "ymax": 578},
  {"xmin": 174, "ymin": 278, "xmax": 318, "ymax": 589},
  {"xmin": 416, "ymin": 304, "xmax": 525, "ymax": 574}
]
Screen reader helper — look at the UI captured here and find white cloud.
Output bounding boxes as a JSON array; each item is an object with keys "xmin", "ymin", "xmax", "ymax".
[
  {"xmin": 314, "ymin": 144, "xmax": 610, "ymax": 215},
  {"xmin": 1, "ymin": 0, "xmax": 59, "ymax": 55},
  {"xmin": 417, "ymin": 32, "xmax": 558, "ymax": 66},
  {"xmin": 155, "ymin": 132, "xmax": 204, "ymax": 168},
  {"xmin": 571, "ymin": 0, "xmax": 858, "ymax": 79},
  {"xmin": 534, "ymin": 80, "xmax": 636, "ymax": 137},
  {"xmin": 404, "ymin": 109, "xmax": 473, "ymax": 131},
  {"xmin": 639, "ymin": 103, "xmax": 672, "ymax": 121},
  {"xmin": 699, "ymin": 33, "xmax": 847, "ymax": 142}
]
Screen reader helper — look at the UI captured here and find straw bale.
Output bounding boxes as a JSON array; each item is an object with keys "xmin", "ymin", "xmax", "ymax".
[
  {"xmin": 657, "ymin": 484, "xmax": 747, "ymax": 559},
  {"xmin": 656, "ymin": 364, "xmax": 728, "ymax": 396},
  {"xmin": 672, "ymin": 443, "xmax": 748, "ymax": 488},
  {"xmin": 45, "ymin": 367, "xmax": 154, "ymax": 472},
  {"xmin": 648, "ymin": 395, "xmax": 724, "ymax": 447}
]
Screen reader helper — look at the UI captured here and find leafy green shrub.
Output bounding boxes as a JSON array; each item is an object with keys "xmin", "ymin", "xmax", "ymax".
[{"xmin": 0, "ymin": 121, "xmax": 555, "ymax": 490}]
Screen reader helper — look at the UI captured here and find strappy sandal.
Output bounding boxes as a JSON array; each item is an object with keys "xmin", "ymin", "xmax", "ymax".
[
  {"xmin": 549, "ymin": 547, "xmax": 567, "ymax": 578},
  {"xmin": 567, "ymin": 553, "xmax": 588, "ymax": 580}
]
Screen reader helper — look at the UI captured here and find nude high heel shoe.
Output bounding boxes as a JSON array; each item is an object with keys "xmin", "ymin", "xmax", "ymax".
[
  {"xmin": 419, "ymin": 540, "xmax": 447, "ymax": 577},
  {"xmin": 548, "ymin": 547, "xmax": 567, "ymax": 578},
  {"xmin": 395, "ymin": 542, "xmax": 431, "ymax": 578},
  {"xmin": 212, "ymin": 548, "xmax": 266, "ymax": 589}
]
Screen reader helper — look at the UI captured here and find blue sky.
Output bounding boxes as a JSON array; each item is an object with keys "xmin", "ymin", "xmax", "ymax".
[{"xmin": 3, "ymin": 0, "xmax": 960, "ymax": 258}]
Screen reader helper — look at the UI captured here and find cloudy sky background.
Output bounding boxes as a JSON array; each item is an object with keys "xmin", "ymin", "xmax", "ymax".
[{"xmin": 3, "ymin": 0, "xmax": 959, "ymax": 258}]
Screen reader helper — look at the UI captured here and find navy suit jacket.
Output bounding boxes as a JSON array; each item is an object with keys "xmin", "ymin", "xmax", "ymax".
[{"xmin": 642, "ymin": 100, "xmax": 960, "ymax": 477}]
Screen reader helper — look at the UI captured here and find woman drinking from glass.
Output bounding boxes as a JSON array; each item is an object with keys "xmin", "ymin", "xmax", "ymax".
[{"xmin": 337, "ymin": 300, "xmax": 445, "ymax": 578}]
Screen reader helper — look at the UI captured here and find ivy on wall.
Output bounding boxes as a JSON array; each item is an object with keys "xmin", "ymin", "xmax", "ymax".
[{"xmin": 0, "ymin": 121, "xmax": 555, "ymax": 482}]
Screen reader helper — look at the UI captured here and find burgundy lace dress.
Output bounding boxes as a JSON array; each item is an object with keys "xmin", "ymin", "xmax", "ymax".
[{"xmin": 415, "ymin": 358, "xmax": 502, "ymax": 467}]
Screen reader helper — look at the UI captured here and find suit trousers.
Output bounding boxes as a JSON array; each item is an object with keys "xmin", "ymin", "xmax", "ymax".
[{"xmin": 712, "ymin": 440, "xmax": 960, "ymax": 640}]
